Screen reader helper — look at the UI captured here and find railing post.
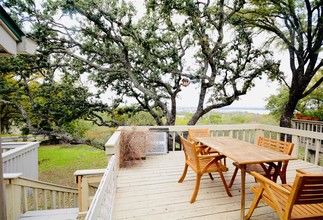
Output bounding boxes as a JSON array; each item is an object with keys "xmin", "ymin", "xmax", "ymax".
[
  {"xmin": 304, "ymin": 138, "xmax": 309, "ymax": 162},
  {"xmin": 254, "ymin": 128, "xmax": 264, "ymax": 144},
  {"xmin": 81, "ymin": 177, "xmax": 89, "ymax": 212},
  {"xmin": 78, "ymin": 175, "xmax": 83, "ymax": 212},
  {"xmin": 291, "ymin": 135, "xmax": 299, "ymax": 159},
  {"xmin": 74, "ymin": 169, "xmax": 105, "ymax": 213},
  {"xmin": 4, "ymin": 173, "xmax": 22, "ymax": 220},
  {"xmin": 106, "ymin": 129, "xmax": 122, "ymax": 149},
  {"xmin": 314, "ymin": 139, "xmax": 321, "ymax": 165},
  {"xmin": 105, "ymin": 129, "xmax": 122, "ymax": 167},
  {"xmin": 0, "ymin": 142, "xmax": 5, "ymax": 220}
]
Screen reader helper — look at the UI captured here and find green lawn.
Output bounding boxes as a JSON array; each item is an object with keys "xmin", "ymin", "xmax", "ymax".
[{"xmin": 38, "ymin": 145, "xmax": 109, "ymax": 188}]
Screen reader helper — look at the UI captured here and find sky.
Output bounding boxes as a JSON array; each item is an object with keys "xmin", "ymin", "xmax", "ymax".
[
  {"xmin": 177, "ymin": 77, "xmax": 280, "ymax": 108},
  {"xmin": 176, "ymin": 50, "xmax": 290, "ymax": 109}
]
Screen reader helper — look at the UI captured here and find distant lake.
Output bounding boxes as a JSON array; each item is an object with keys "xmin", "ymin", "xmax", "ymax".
[
  {"xmin": 215, "ymin": 107, "xmax": 270, "ymax": 115},
  {"xmin": 177, "ymin": 107, "xmax": 270, "ymax": 115}
]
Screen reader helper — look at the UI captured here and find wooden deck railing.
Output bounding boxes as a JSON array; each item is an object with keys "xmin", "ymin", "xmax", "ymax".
[
  {"xmin": 292, "ymin": 119, "xmax": 323, "ymax": 133},
  {"xmin": 74, "ymin": 168, "xmax": 105, "ymax": 215},
  {"xmin": 2, "ymin": 142, "xmax": 39, "ymax": 180},
  {"xmin": 292, "ymin": 119, "xmax": 323, "ymax": 161},
  {"xmin": 85, "ymin": 155, "xmax": 118, "ymax": 220},
  {"xmin": 105, "ymin": 124, "xmax": 323, "ymax": 165},
  {"xmin": 4, "ymin": 173, "xmax": 78, "ymax": 220}
]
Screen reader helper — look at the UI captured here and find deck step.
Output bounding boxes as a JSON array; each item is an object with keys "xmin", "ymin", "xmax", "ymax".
[{"xmin": 19, "ymin": 208, "xmax": 79, "ymax": 220}]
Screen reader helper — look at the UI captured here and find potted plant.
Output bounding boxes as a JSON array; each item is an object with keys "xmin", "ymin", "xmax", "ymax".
[
  {"xmin": 294, "ymin": 112, "xmax": 302, "ymax": 119},
  {"xmin": 302, "ymin": 110, "xmax": 320, "ymax": 121}
]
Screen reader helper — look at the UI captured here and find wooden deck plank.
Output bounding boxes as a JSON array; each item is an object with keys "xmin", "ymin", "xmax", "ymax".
[{"xmin": 113, "ymin": 151, "xmax": 322, "ymax": 220}]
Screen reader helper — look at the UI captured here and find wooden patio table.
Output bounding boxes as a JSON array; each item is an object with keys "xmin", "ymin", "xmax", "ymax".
[{"xmin": 194, "ymin": 136, "xmax": 297, "ymax": 220}]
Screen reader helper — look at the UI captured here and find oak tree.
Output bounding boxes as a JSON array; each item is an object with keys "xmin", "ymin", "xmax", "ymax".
[{"xmin": 241, "ymin": 0, "xmax": 323, "ymax": 127}]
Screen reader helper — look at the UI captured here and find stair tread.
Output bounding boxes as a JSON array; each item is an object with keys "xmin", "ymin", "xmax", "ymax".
[{"xmin": 19, "ymin": 208, "xmax": 79, "ymax": 220}]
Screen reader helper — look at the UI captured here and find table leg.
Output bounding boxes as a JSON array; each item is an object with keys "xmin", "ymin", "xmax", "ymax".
[
  {"xmin": 273, "ymin": 161, "xmax": 282, "ymax": 182},
  {"xmin": 240, "ymin": 164, "xmax": 246, "ymax": 220}
]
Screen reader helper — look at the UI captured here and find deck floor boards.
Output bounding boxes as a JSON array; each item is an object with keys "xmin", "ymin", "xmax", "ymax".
[{"xmin": 114, "ymin": 151, "xmax": 323, "ymax": 220}]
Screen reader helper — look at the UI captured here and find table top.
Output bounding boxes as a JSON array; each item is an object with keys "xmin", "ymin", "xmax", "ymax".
[{"xmin": 195, "ymin": 136, "xmax": 297, "ymax": 165}]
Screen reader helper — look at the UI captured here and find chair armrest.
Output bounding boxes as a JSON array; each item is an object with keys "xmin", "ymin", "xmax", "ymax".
[
  {"xmin": 296, "ymin": 169, "xmax": 308, "ymax": 174},
  {"xmin": 195, "ymin": 145, "xmax": 207, "ymax": 149},
  {"xmin": 198, "ymin": 154, "xmax": 225, "ymax": 160},
  {"xmin": 296, "ymin": 169, "xmax": 323, "ymax": 176},
  {"xmin": 249, "ymin": 171, "xmax": 291, "ymax": 195}
]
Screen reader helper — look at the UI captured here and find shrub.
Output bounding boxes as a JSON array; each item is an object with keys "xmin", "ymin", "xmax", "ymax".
[{"xmin": 119, "ymin": 129, "xmax": 148, "ymax": 167}]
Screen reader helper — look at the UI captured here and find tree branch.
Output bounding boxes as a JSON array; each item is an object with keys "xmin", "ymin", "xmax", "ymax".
[{"xmin": 302, "ymin": 75, "xmax": 323, "ymax": 98}]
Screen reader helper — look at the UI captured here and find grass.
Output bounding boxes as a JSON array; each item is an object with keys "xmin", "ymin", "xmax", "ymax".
[{"xmin": 38, "ymin": 144, "xmax": 109, "ymax": 188}]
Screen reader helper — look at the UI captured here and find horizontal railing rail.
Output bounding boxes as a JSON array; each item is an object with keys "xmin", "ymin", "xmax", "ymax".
[{"xmin": 4, "ymin": 173, "xmax": 78, "ymax": 220}]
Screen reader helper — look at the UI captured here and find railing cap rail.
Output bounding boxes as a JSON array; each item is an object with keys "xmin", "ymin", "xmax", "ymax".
[
  {"xmin": 3, "ymin": 173, "xmax": 22, "ymax": 179},
  {"xmin": 113, "ymin": 124, "xmax": 323, "ymax": 139},
  {"xmin": 2, "ymin": 142, "xmax": 39, "ymax": 159},
  {"xmin": 105, "ymin": 129, "xmax": 122, "ymax": 148},
  {"xmin": 292, "ymin": 119, "xmax": 323, "ymax": 125},
  {"xmin": 260, "ymin": 124, "xmax": 323, "ymax": 139},
  {"xmin": 112, "ymin": 124, "xmax": 263, "ymax": 132},
  {"xmin": 74, "ymin": 169, "xmax": 106, "ymax": 177},
  {"xmin": 74, "ymin": 169, "xmax": 106, "ymax": 183},
  {"xmin": 4, "ymin": 174, "xmax": 78, "ymax": 192}
]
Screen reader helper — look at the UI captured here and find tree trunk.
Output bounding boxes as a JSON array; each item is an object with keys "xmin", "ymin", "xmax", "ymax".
[
  {"xmin": 168, "ymin": 97, "xmax": 177, "ymax": 126},
  {"xmin": 279, "ymin": 90, "xmax": 302, "ymax": 128},
  {"xmin": 279, "ymin": 104, "xmax": 294, "ymax": 128},
  {"xmin": 187, "ymin": 108, "xmax": 205, "ymax": 125}
]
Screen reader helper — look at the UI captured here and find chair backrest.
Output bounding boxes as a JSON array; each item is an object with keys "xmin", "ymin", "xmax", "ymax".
[
  {"xmin": 188, "ymin": 128, "xmax": 210, "ymax": 143},
  {"xmin": 257, "ymin": 136, "xmax": 294, "ymax": 155},
  {"xmin": 285, "ymin": 173, "xmax": 323, "ymax": 217},
  {"xmin": 257, "ymin": 137, "xmax": 294, "ymax": 175},
  {"xmin": 180, "ymin": 136, "xmax": 199, "ymax": 170}
]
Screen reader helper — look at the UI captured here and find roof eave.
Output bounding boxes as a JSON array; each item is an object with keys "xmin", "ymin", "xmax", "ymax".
[{"xmin": 0, "ymin": 6, "xmax": 25, "ymax": 41}]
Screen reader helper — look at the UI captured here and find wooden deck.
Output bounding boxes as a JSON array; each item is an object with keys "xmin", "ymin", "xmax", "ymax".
[{"xmin": 113, "ymin": 151, "xmax": 323, "ymax": 220}]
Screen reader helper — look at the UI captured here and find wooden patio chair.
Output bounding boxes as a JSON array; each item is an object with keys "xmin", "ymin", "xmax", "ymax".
[
  {"xmin": 188, "ymin": 128, "xmax": 226, "ymax": 165},
  {"xmin": 246, "ymin": 170, "xmax": 323, "ymax": 220},
  {"xmin": 229, "ymin": 137, "xmax": 294, "ymax": 188},
  {"xmin": 178, "ymin": 136, "xmax": 232, "ymax": 203}
]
